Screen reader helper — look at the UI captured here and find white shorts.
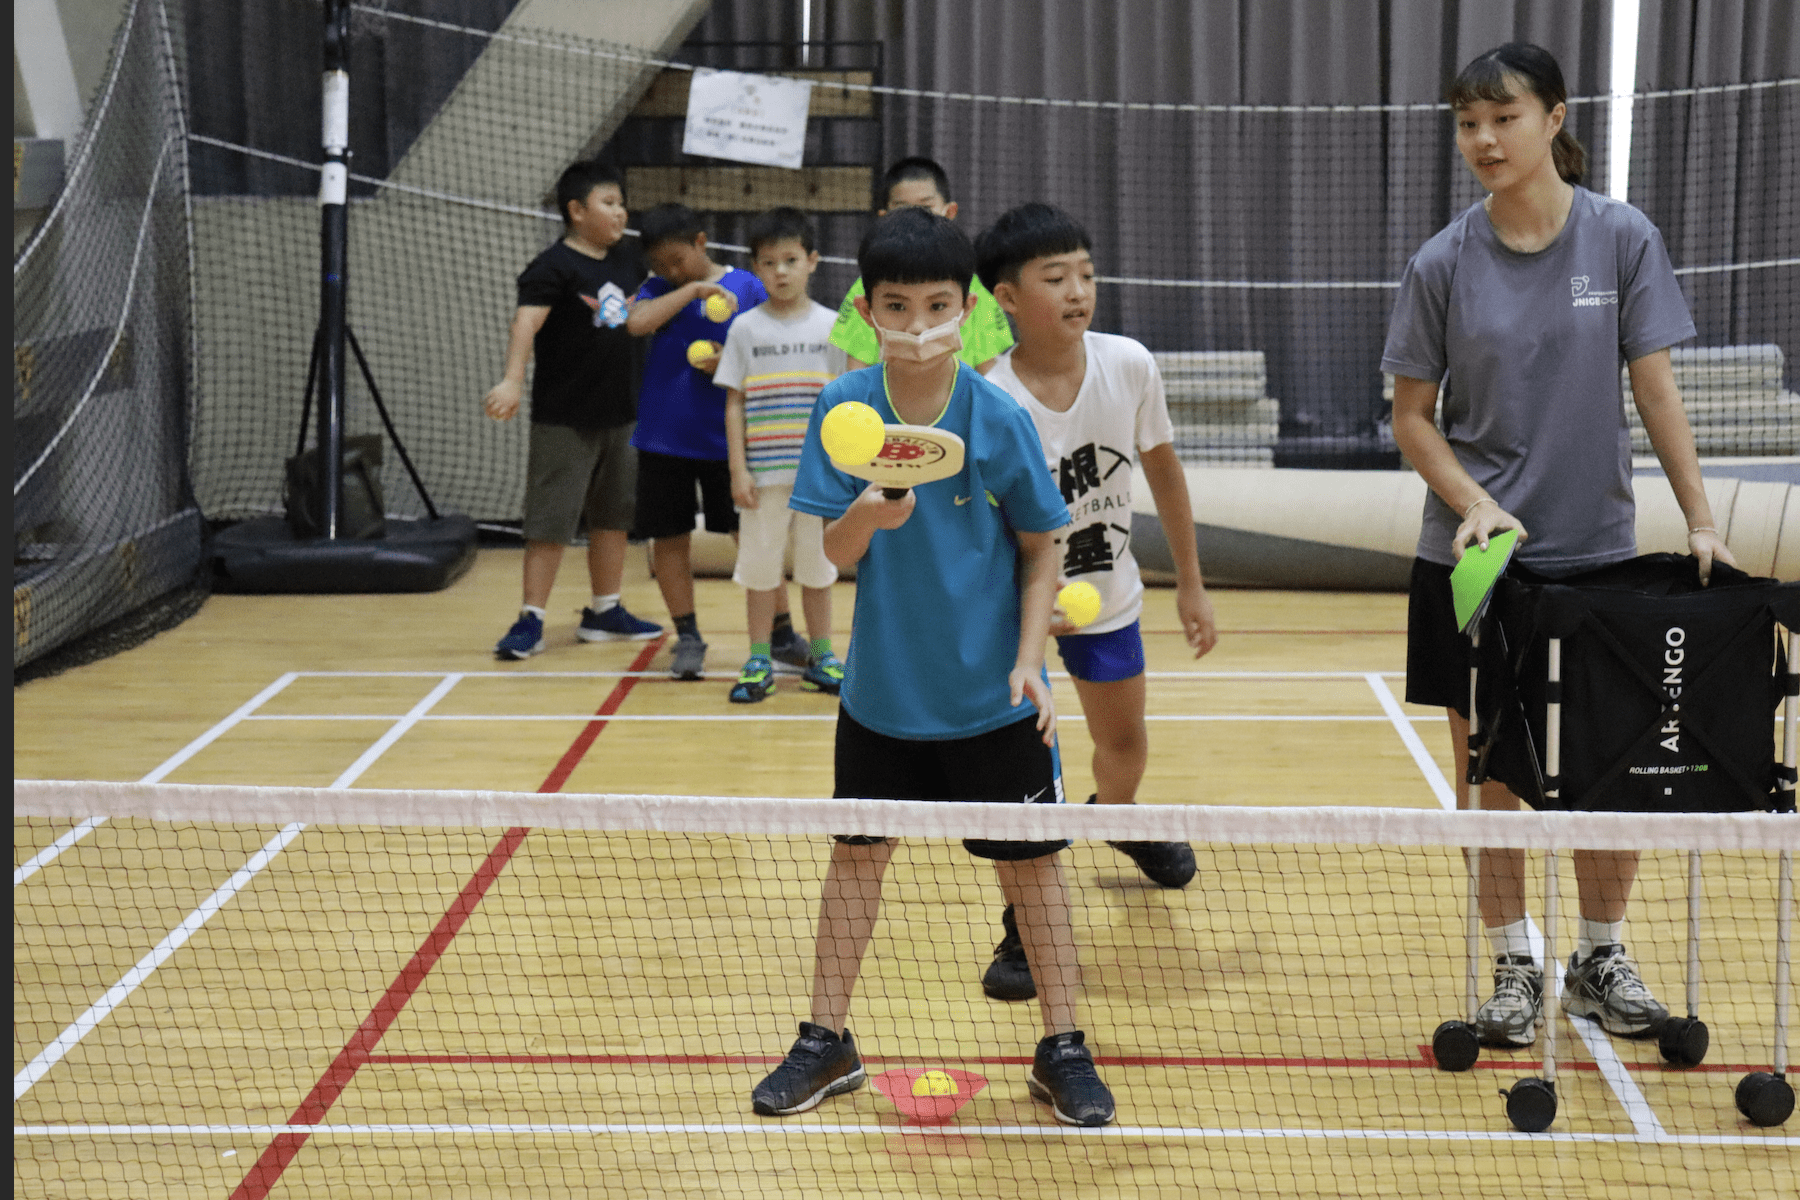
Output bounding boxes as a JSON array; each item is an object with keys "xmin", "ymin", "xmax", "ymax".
[{"xmin": 732, "ymin": 484, "xmax": 838, "ymax": 591}]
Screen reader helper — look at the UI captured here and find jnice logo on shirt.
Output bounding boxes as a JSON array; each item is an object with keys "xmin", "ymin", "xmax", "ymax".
[
  {"xmin": 1569, "ymin": 275, "xmax": 1618, "ymax": 308},
  {"xmin": 586, "ymin": 282, "xmax": 630, "ymax": 328}
]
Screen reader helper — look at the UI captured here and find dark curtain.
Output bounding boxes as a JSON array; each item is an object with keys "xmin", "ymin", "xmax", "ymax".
[{"xmin": 687, "ymin": 0, "xmax": 1793, "ymax": 441}]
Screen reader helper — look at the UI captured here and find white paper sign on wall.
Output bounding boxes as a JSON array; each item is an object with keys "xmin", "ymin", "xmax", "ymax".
[{"xmin": 681, "ymin": 69, "xmax": 813, "ymax": 170}]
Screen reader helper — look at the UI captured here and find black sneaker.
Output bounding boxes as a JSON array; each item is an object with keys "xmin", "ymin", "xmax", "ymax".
[
  {"xmin": 981, "ymin": 904, "xmax": 1036, "ymax": 1001},
  {"xmin": 769, "ymin": 626, "xmax": 811, "ymax": 673},
  {"xmin": 1089, "ymin": 796, "xmax": 1196, "ymax": 888},
  {"xmin": 1028, "ymin": 1031, "xmax": 1115, "ymax": 1127},
  {"xmin": 751, "ymin": 1023, "xmax": 866, "ymax": 1116}
]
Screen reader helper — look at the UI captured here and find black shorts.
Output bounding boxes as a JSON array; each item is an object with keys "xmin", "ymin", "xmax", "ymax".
[
  {"xmin": 632, "ymin": 449, "xmax": 738, "ymax": 540},
  {"xmin": 832, "ymin": 708, "xmax": 1068, "ymax": 861},
  {"xmin": 1405, "ymin": 557, "xmax": 1473, "ymax": 716}
]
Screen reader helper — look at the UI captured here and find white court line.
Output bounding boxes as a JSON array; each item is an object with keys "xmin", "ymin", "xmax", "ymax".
[
  {"xmin": 1365, "ymin": 673, "xmax": 1457, "ymax": 808},
  {"xmin": 239, "ymin": 712, "xmax": 1448, "ymax": 724},
  {"xmin": 13, "ymin": 673, "xmax": 301, "ymax": 886},
  {"xmin": 328, "ymin": 674, "xmax": 463, "ymax": 788},
  {"xmin": 14, "ymin": 673, "xmax": 459, "ymax": 1100},
  {"xmin": 1386, "ymin": 671, "xmax": 1668, "ymax": 1138},
  {"xmin": 13, "ymin": 822, "xmax": 306, "ymax": 1100},
  {"xmin": 12, "ymin": 1122, "xmax": 1791, "ymax": 1146}
]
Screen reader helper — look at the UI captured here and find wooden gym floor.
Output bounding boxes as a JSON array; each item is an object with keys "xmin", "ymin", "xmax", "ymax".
[{"xmin": 14, "ymin": 548, "xmax": 1798, "ymax": 1198}]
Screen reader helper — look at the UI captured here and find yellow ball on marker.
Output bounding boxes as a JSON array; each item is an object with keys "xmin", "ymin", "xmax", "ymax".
[
  {"xmin": 912, "ymin": 1070, "xmax": 959, "ymax": 1097},
  {"xmin": 704, "ymin": 293, "xmax": 735, "ymax": 322},
  {"xmin": 686, "ymin": 339, "xmax": 720, "ymax": 368},
  {"xmin": 820, "ymin": 401, "xmax": 886, "ymax": 467},
  {"xmin": 1057, "ymin": 581, "xmax": 1102, "ymax": 629}
]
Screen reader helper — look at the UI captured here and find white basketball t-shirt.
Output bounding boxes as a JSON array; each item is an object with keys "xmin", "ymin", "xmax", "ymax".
[{"xmin": 987, "ymin": 331, "xmax": 1176, "ymax": 633}]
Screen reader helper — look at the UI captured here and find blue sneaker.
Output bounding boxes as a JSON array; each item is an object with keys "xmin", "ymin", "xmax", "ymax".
[
  {"xmin": 577, "ymin": 603, "xmax": 663, "ymax": 642},
  {"xmin": 495, "ymin": 611, "xmax": 545, "ymax": 660},
  {"xmin": 801, "ymin": 653, "xmax": 844, "ymax": 695},
  {"xmin": 729, "ymin": 655, "xmax": 775, "ymax": 703}
]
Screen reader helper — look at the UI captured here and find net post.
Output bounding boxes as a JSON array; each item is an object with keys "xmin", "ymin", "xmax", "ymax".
[
  {"xmin": 1776, "ymin": 850, "xmax": 1793, "ymax": 1078},
  {"xmin": 315, "ymin": 0, "xmax": 353, "ymax": 541},
  {"xmin": 1686, "ymin": 850, "xmax": 1703, "ymax": 1019},
  {"xmin": 1541, "ymin": 846, "xmax": 1560, "ymax": 1086}
]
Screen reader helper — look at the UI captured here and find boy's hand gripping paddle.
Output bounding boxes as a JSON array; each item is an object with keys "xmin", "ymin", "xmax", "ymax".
[
  {"xmin": 1450, "ymin": 528, "xmax": 1519, "ymax": 634},
  {"xmin": 820, "ymin": 401, "xmax": 965, "ymax": 500}
]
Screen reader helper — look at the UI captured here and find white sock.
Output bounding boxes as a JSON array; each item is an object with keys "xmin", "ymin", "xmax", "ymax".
[
  {"xmin": 592, "ymin": 594, "xmax": 619, "ymax": 613},
  {"xmin": 1485, "ymin": 919, "xmax": 1534, "ymax": 962},
  {"xmin": 1577, "ymin": 918, "xmax": 1623, "ymax": 959},
  {"xmin": 521, "ymin": 605, "xmax": 546, "ymax": 620}
]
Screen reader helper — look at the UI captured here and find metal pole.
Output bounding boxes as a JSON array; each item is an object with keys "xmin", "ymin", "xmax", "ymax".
[
  {"xmin": 1465, "ymin": 624, "xmax": 1484, "ymax": 1022},
  {"xmin": 316, "ymin": 0, "xmax": 352, "ymax": 540}
]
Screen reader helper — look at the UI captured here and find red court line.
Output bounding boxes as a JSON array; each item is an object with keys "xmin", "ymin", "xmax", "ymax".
[{"xmin": 232, "ymin": 636, "xmax": 665, "ymax": 1200}]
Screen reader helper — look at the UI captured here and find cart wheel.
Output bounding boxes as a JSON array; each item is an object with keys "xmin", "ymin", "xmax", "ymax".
[
  {"xmin": 1735, "ymin": 1072, "xmax": 1795, "ymax": 1127},
  {"xmin": 1657, "ymin": 1017, "xmax": 1709, "ymax": 1068},
  {"xmin": 1500, "ymin": 1078, "xmax": 1557, "ymax": 1133},
  {"xmin": 1431, "ymin": 1020, "xmax": 1480, "ymax": 1072}
]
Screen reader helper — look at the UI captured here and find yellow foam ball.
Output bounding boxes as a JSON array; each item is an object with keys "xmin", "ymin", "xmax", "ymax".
[
  {"xmin": 912, "ymin": 1070, "xmax": 958, "ymax": 1097},
  {"xmin": 820, "ymin": 401, "xmax": 886, "ymax": 466},
  {"xmin": 1057, "ymin": 581, "xmax": 1102, "ymax": 628},
  {"xmin": 704, "ymin": 293, "xmax": 734, "ymax": 322},
  {"xmin": 686, "ymin": 339, "xmax": 719, "ymax": 368}
]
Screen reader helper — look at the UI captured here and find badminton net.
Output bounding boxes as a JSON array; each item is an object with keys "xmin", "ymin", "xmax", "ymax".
[{"xmin": 13, "ymin": 780, "xmax": 1798, "ymax": 1198}]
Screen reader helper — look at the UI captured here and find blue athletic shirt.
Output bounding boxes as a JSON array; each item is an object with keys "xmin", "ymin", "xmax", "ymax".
[
  {"xmin": 632, "ymin": 266, "xmax": 769, "ymax": 460},
  {"xmin": 790, "ymin": 364, "xmax": 1071, "ymax": 740}
]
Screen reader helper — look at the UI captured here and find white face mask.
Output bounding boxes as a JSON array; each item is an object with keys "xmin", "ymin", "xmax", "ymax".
[{"xmin": 876, "ymin": 314, "xmax": 965, "ymax": 363}]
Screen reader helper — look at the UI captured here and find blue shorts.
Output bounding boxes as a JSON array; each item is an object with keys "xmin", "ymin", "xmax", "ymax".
[{"xmin": 1055, "ymin": 620, "xmax": 1145, "ymax": 683}]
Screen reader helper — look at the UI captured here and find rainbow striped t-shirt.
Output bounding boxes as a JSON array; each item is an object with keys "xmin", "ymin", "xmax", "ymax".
[{"xmin": 713, "ymin": 300, "xmax": 848, "ymax": 488}]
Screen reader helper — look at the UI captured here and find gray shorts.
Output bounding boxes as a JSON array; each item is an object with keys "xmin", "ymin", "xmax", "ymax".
[{"xmin": 522, "ymin": 421, "xmax": 638, "ymax": 544}]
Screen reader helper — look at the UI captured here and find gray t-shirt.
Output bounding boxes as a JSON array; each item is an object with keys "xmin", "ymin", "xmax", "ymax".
[{"xmin": 1382, "ymin": 187, "xmax": 1696, "ymax": 572}]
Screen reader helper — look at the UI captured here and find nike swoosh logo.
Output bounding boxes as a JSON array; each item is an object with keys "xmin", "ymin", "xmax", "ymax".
[
  {"xmin": 1023, "ymin": 787, "xmax": 1047, "ymax": 804},
  {"xmin": 953, "ymin": 495, "xmax": 972, "ymax": 505}
]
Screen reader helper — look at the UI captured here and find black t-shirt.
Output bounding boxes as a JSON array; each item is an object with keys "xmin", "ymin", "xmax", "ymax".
[{"xmin": 516, "ymin": 239, "xmax": 646, "ymax": 430}]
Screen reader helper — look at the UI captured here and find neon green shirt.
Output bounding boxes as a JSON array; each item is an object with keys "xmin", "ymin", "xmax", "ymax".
[{"xmin": 829, "ymin": 275, "xmax": 1015, "ymax": 368}]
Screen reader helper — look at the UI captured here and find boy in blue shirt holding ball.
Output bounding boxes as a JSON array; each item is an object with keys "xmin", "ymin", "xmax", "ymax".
[{"xmin": 750, "ymin": 208, "xmax": 1115, "ymax": 1127}]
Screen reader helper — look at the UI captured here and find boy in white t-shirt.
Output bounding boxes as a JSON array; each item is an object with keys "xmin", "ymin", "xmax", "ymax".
[
  {"xmin": 973, "ymin": 202, "xmax": 1220, "ymax": 1001},
  {"xmin": 715, "ymin": 208, "xmax": 849, "ymax": 701}
]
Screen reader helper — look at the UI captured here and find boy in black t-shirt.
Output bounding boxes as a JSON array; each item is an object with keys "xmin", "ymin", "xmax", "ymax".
[{"xmin": 485, "ymin": 161, "xmax": 662, "ymax": 658}]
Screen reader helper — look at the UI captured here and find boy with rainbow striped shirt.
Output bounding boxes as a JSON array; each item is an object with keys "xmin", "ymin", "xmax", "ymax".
[{"xmin": 716, "ymin": 208, "xmax": 849, "ymax": 702}]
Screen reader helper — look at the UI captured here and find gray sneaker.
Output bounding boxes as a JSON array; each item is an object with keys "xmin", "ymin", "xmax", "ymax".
[
  {"xmin": 670, "ymin": 633, "xmax": 707, "ymax": 681},
  {"xmin": 1475, "ymin": 954, "xmax": 1543, "ymax": 1048},
  {"xmin": 1562, "ymin": 945, "xmax": 1668, "ymax": 1037}
]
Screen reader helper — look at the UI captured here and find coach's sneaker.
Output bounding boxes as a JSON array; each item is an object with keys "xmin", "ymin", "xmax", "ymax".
[
  {"xmin": 1028, "ymin": 1031, "xmax": 1115, "ymax": 1127},
  {"xmin": 669, "ymin": 632, "xmax": 707, "ymax": 681},
  {"xmin": 981, "ymin": 903, "xmax": 1036, "ymax": 1001},
  {"xmin": 1089, "ymin": 796, "xmax": 1197, "ymax": 888},
  {"xmin": 800, "ymin": 653, "xmax": 844, "ymax": 695},
  {"xmin": 729, "ymin": 656, "xmax": 776, "ymax": 704},
  {"xmin": 577, "ymin": 603, "xmax": 662, "ymax": 642},
  {"xmin": 1562, "ymin": 945, "xmax": 1669, "ymax": 1037},
  {"xmin": 1474, "ymin": 954, "xmax": 1544, "ymax": 1048},
  {"xmin": 495, "ymin": 610, "xmax": 545, "ymax": 660},
  {"xmin": 769, "ymin": 626, "xmax": 811, "ymax": 673},
  {"xmin": 751, "ymin": 1023, "xmax": 866, "ymax": 1116}
]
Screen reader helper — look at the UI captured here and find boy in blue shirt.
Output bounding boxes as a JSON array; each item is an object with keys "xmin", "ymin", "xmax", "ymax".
[
  {"xmin": 627, "ymin": 204, "xmax": 806, "ymax": 680},
  {"xmin": 751, "ymin": 208, "xmax": 1115, "ymax": 1127}
]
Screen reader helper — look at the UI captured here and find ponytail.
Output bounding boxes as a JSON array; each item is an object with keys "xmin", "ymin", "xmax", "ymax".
[{"xmin": 1551, "ymin": 128, "xmax": 1587, "ymax": 184}]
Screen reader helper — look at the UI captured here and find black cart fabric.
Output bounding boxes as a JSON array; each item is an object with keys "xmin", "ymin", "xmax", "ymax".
[{"xmin": 1475, "ymin": 555, "xmax": 1798, "ymax": 814}]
